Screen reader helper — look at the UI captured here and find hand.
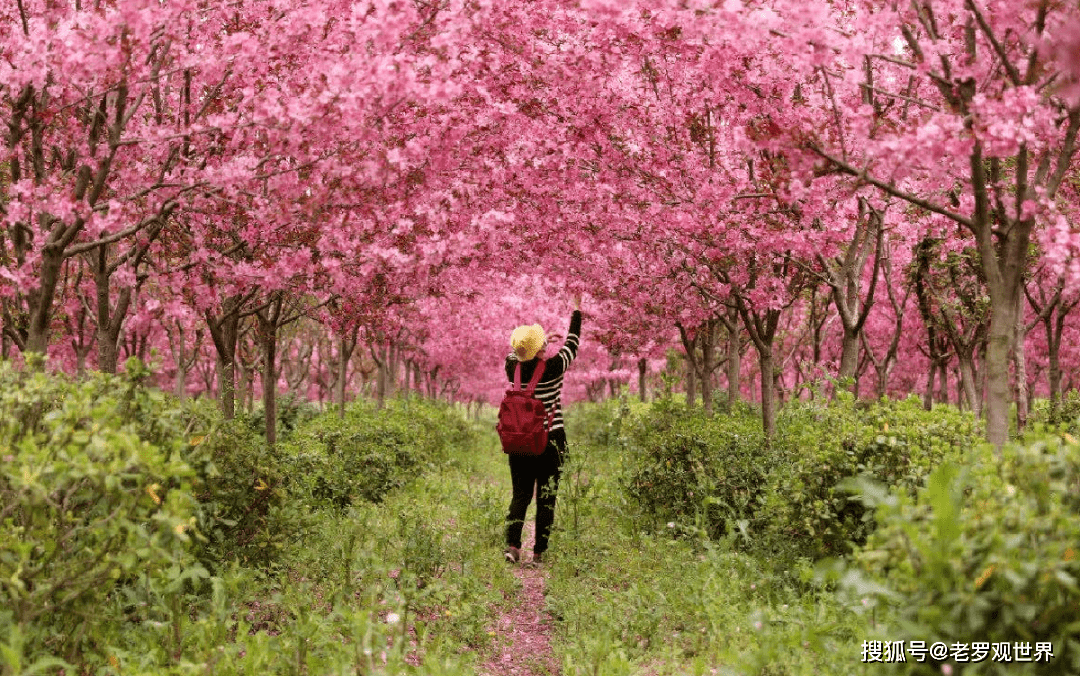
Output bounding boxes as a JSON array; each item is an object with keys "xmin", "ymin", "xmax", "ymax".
[{"xmin": 572, "ymin": 294, "xmax": 582, "ymax": 311}]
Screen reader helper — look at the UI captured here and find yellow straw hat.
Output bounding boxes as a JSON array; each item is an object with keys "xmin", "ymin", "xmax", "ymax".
[{"xmin": 510, "ymin": 324, "xmax": 546, "ymax": 360}]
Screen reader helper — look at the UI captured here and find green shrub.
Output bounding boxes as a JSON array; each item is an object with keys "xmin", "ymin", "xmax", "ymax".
[
  {"xmin": 764, "ymin": 395, "xmax": 979, "ymax": 559},
  {"xmin": 563, "ymin": 397, "xmax": 642, "ymax": 449},
  {"xmin": 244, "ymin": 391, "xmax": 321, "ymax": 443},
  {"xmin": 0, "ymin": 360, "xmax": 199, "ymax": 665},
  {"xmin": 189, "ymin": 416, "xmax": 309, "ymax": 569},
  {"xmin": 611, "ymin": 395, "xmax": 979, "ymax": 560},
  {"xmin": 854, "ymin": 433, "xmax": 1080, "ymax": 675},
  {"xmin": 1029, "ymin": 392, "xmax": 1080, "ymax": 432},
  {"xmin": 282, "ymin": 397, "xmax": 471, "ymax": 510},
  {"xmin": 623, "ymin": 399, "xmax": 770, "ymax": 540}
]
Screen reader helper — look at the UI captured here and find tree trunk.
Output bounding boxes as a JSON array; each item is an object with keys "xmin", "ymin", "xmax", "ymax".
[
  {"xmin": 216, "ymin": 357, "xmax": 236, "ymax": 420},
  {"xmin": 1048, "ymin": 321, "xmax": 1063, "ymax": 423},
  {"xmin": 938, "ymin": 359, "xmax": 950, "ymax": 407},
  {"xmin": 734, "ymin": 296, "xmax": 782, "ymax": 441},
  {"xmin": 685, "ymin": 356, "xmax": 696, "ymax": 409},
  {"xmin": 957, "ymin": 351, "xmax": 979, "ymax": 418},
  {"xmin": 979, "ymin": 344, "xmax": 989, "ymax": 421},
  {"xmin": 638, "ymin": 357, "xmax": 647, "ymax": 403},
  {"xmin": 838, "ymin": 325, "xmax": 859, "ymax": 386},
  {"xmin": 93, "ymin": 248, "xmax": 131, "ymax": 375},
  {"xmin": 257, "ymin": 295, "xmax": 284, "ymax": 447},
  {"xmin": 677, "ymin": 323, "xmax": 700, "ymax": 409},
  {"xmin": 338, "ymin": 329, "xmax": 358, "ymax": 419},
  {"xmin": 700, "ymin": 321, "xmax": 716, "ymax": 414},
  {"xmin": 25, "ymin": 246, "xmax": 65, "ymax": 360},
  {"xmin": 262, "ymin": 326, "xmax": 277, "ymax": 446},
  {"xmin": 372, "ymin": 343, "xmax": 389, "ymax": 408},
  {"xmin": 169, "ymin": 324, "xmax": 196, "ymax": 401},
  {"xmin": 205, "ymin": 295, "xmax": 244, "ymax": 420},
  {"xmin": 726, "ymin": 309, "xmax": 741, "ymax": 407},
  {"xmin": 237, "ymin": 360, "xmax": 251, "ymax": 414},
  {"xmin": 985, "ymin": 269, "xmax": 1023, "ymax": 446},
  {"xmin": 924, "ymin": 360, "xmax": 937, "ymax": 410},
  {"xmin": 172, "ymin": 326, "xmax": 188, "ymax": 400},
  {"xmin": 759, "ymin": 350, "xmax": 777, "ymax": 440}
]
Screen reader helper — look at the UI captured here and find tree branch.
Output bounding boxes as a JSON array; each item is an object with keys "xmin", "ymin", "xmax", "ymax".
[{"xmin": 807, "ymin": 145, "xmax": 974, "ymax": 228}]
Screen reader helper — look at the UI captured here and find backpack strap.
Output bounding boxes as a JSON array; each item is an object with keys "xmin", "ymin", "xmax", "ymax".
[
  {"xmin": 512, "ymin": 359, "xmax": 547, "ymax": 395},
  {"xmin": 524, "ymin": 358, "xmax": 546, "ymax": 396},
  {"xmin": 511, "ymin": 359, "xmax": 555, "ymax": 432}
]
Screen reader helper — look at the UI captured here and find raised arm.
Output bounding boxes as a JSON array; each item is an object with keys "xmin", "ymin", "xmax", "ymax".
[{"xmin": 556, "ymin": 304, "xmax": 582, "ymax": 372}]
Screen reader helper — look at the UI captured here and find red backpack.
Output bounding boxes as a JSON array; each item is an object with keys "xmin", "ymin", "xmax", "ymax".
[{"xmin": 496, "ymin": 360, "xmax": 554, "ymax": 456}]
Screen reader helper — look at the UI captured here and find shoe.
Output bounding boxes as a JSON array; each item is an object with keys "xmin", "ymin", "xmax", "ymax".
[
  {"xmin": 504, "ymin": 546, "xmax": 521, "ymax": 564},
  {"xmin": 532, "ymin": 551, "xmax": 543, "ymax": 564}
]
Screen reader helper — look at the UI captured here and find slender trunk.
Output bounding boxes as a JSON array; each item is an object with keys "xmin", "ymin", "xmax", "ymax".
[
  {"xmin": 638, "ymin": 357, "xmax": 647, "ymax": 403},
  {"xmin": 685, "ymin": 356, "xmax": 696, "ymax": 409},
  {"xmin": 677, "ymin": 323, "xmax": 700, "ymax": 409},
  {"xmin": 700, "ymin": 323, "xmax": 715, "ymax": 414},
  {"xmin": 924, "ymin": 360, "xmax": 937, "ymax": 410},
  {"xmin": 237, "ymin": 361, "xmax": 250, "ymax": 414},
  {"xmin": 372, "ymin": 343, "xmax": 388, "ymax": 408},
  {"xmin": 206, "ymin": 295, "xmax": 243, "ymax": 420},
  {"xmin": 262, "ymin": 324, "xmax": 277, "ymax": 446},
  {"xmin": 759, "ymin": 350, "xmax": 776, "ymax": 440},
  {"xmin": 1048, "ymin": 344, "xmax": 1062, "ymax": 424},
  {"xmin": 985, "ymin": 310, "xmax": 1014, "ymax": 445},
  {"xmin": 216, "ymin": 357, "xmax": 235, "ymax": 419},
  {"xmin": 171, "ymin": 325, "xmax": 189, "ymax": 401},
  {"xmin": 957, "ymin": 351, "xmax": 978, "ymax": 419},
  {"xmin": 175, "ymin": 366, "xmax": 187, "ymax": 401},
  {"xmin": 726, "ymin": 313, "xmax": 740, "ymax": 407},
  {"xmin": 938, "ymin": 360, "xmax": 950, "ymax": 407},
  {"xmin": 386, "ymin": 344, "xmax": 397, "ymax": 400},
  {"xmin": 337, "ymin": 332, "xmax": 355, "ymax": 419},
  {"xmin": 94, "ymin": 246, "xmax": 120, "ymax": 373},
  {"xmin": 1046, "ymin": 311, "xmax": 1065, "ymax": 423},
  {"xmin": 25, "ymin": 246, "xmax": 65, "ymax": 359},
  {"xmin": 979, "ymin": 344, "xmax": 989, "ymax": 421},
  {"xmin": 735, "ymin": 299, "xmax": 781, "ymax": 440},
  {"xmin": 955, "ymin": 366, "xmax": 964, "ymax": 411},
  {"xmin": 257, "ymin": 295, "xmax": 283, "ymax": 447},
  {"xmin": 838, "ymin": 326, "xmax": 859, "ymax": 385}
]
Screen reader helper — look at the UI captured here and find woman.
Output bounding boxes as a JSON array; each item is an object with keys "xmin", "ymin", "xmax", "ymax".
[{"xmin": 503, "ymin": 296, "xmax": 582, "ymax": 565}]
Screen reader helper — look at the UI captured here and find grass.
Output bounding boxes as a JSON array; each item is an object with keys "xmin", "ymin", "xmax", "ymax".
[
  {"xmin": 8, "ymin": 394, "xmax": 909, "ymax": 675},
  {"xmin": 74, "ymin": 408, "xmax": 524, "ymax": 675},
  {"xmin": 545, "ymin": 410, "xmax": 872, "ymax": 676}
]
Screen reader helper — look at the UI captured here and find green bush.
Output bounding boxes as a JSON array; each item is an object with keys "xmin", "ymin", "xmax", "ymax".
[
  {"xmin": 623, "ymin": 399, "xmax": 770, "ymax": 539},
  {"xmin": 854, "ymin": 433, "xmax": 1080, "ymax": 675},
  {"xmin": 611, "ymin": 395, "xmax": 979, "ymax": 560},
  {"xmin": 1029, "ymin": 392, "xmax": 1080, "ymax": 432},
  {"xmin": 563, "ymin": 397, "xmax": 642, "ymax": 450},
  {"xmin": 282, "ymin": 397, "xmax": 471, "ymax": 510},
  {"xmin": 244, "ymin": 391, "xmax": 321, "ymax": 443},
  {"xmin": 189, "ymin": 416, "xmax": 309, "ymax": 569},
  {"xmin": 764, "ymin": 395, "xmax": 979, "ymax": 559},
  {"xmin": 0, "ymin": 359, "xmax": 199, "ymax": 665}
]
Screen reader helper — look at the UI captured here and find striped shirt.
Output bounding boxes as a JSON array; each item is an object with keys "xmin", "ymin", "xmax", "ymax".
[{"xmin": 504, "ymin": 310, "xmax": 582, "ymax": 432}]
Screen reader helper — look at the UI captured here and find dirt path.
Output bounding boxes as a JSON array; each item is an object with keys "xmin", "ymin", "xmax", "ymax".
[{"xmin": 477, "ymin": 520, "xmax": 560, "ymax": 676}]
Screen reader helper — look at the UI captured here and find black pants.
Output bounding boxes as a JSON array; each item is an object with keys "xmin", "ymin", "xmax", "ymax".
[{"xmin": 506, "ymin": 428, "xmax": 565, "ymax": 554}]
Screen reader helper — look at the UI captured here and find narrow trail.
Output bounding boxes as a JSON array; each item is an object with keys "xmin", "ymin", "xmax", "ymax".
[{"xmin": 478, "ymin": 520, "xmax": 560, "ymax": 676}]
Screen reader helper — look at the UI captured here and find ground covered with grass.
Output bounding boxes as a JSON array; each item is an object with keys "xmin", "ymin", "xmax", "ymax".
[{"xmin": 5, "ymin": 364, "xmax": 1080, "ymax": 675}]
